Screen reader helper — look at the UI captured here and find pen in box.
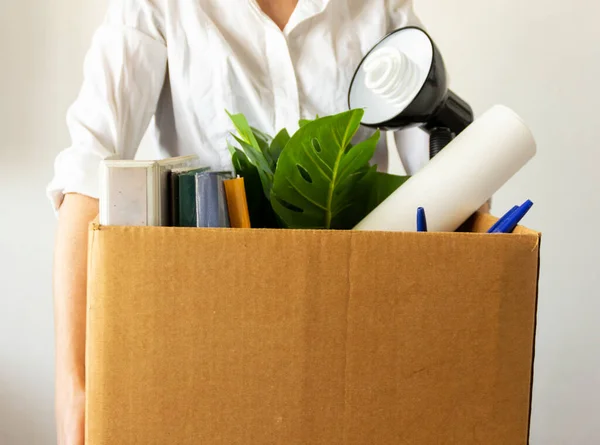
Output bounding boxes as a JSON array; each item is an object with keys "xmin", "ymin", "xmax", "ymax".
[
  {"xmin": 490, "ymin": 200, "xmax": 534, "ymax": 234},
  {"xmin": 487, "ymin": 205, "xmax": 519, "ymax": 233},
  {"xmin": 417, "ymin": 207, "xmax": 428, "ymax": 232}
]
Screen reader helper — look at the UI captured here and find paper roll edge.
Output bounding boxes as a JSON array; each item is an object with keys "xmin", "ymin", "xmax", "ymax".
[{"xmin": 487, "ymin": 104, "xmax": 537, "ymax": 155}]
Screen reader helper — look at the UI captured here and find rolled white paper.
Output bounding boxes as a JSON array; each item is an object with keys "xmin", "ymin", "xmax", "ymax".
[{"xmin": 354, "ymin": 104, "xmax": 537, "ymax": 232}]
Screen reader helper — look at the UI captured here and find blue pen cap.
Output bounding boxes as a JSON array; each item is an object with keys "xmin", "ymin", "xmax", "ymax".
[
  {"xmin": 487, "ymin": 205, "xmax": 519, "ymax": 233},
  {"xmin": 417, "ymin": 207, "xmax": 428, "ymax": 232},
  {"xmin": 492, "ymin": 200, "xmax": 534, "ymax": 234}
]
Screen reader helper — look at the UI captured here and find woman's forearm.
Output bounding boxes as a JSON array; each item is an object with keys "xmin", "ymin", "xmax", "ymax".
[{"xmin": 53, "ymin": 193, "xmax": 98, "ymax": 442}]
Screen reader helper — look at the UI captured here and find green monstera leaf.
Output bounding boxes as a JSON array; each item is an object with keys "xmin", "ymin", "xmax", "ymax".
[
  {"xmin": 365, "ymin": 168, "xmax": 411, "ymax": 215},
  {"xmin": 271, "ymin": 109, "xmax": 380, "ymax": 229},
  {"xmin": 334, "ymin": 164, "xmax": 411, "ymax": 228}
]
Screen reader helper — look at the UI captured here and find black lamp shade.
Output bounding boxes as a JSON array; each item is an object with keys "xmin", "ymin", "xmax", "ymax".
[{"xmin": 348, "ymin": 26, "xmax": 474, "ymax": 136}]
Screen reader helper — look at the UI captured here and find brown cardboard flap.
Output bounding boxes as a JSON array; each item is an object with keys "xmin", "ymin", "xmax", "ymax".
[{"xmin": 86, "ymin": 226, "xmax": 540, "ymax": 445}]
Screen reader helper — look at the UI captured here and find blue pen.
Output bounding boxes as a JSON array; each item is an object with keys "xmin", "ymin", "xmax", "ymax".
[
  {"xmin": 487, "ymin": 205, "xmax": 519, "ymax": 233},
  {"xmin": 491, "ymin": 200, "xmax": 534, "ymax": 234},
  {"xmin": 417, "ymin": 207, "xmax": 428, "ymax": 232}
]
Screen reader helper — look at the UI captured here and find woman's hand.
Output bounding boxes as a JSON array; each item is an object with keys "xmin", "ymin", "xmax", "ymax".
[
  {"xmin": 478, "ymin": 200, "xmax": 491, "ymax": 214},
  {"xmin": 56, "ymin": 381, "xmax": 85, "ymax": 445}
]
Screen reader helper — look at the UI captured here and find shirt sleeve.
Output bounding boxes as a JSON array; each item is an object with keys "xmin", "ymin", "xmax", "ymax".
[
  {"xmin": 46, "ymin": 0, "xmax": 168, "ymax": 212},
  {"xmin": 387, "ymin": 0, "xmax": 424, "ymax": 29}
]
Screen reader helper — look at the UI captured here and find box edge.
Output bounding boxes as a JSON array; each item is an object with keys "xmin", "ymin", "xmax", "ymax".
[{"xmin": 526, "ymin": 233, "xmax": 542, "ymax": 444}]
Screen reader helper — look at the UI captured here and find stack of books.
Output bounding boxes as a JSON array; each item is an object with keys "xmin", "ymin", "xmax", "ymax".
[{"xmin": 99, "ymin": 155, "xmax": 251, "ymax": 228}]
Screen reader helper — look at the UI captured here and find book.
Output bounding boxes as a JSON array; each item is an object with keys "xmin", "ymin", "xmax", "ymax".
[
  {"xmin": 195, "ymin": 171, "xmax": 233, "ymax": 228},
  {"xmin": 223, "ymin": 177, "xmax": 251, "ymax": 228},
  {"xmin": 174, "ymin": 167, "xmax": 211, "ymax": 227},
  {"xmin": 99, "ymin": 160, "xmax": 158, "ymax": 226},
  {"xmin": 99, "ymin": 155, "xmax": 200, "ymax": 226},
  {"xmin": 157, "ymin": 155, "xmax": 202, "ymax": 226}
]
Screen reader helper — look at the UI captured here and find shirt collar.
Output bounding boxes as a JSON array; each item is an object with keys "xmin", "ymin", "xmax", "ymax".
[{"xmin": 285, "ymin": 0, "xmax": 331, "ymax": 34}]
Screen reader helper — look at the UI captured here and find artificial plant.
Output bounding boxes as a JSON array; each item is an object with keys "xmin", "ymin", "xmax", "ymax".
[{"xmin": 227, "ymin": 109, "xmax": 409, "ymax": 229}]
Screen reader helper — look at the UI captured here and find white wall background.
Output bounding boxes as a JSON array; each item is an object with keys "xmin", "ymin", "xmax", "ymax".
[{"xmin": 0, "ymin": 0, "xmax": 598, "ymax": 444}]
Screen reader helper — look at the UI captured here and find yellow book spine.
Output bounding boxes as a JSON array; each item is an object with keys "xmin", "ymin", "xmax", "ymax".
[{"xmin": 224, "ymin": 177, "xmax": 251, "ymax": 229}]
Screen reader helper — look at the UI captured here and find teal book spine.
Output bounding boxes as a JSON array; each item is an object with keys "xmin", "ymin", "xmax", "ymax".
[
  {"xmin": 169, "ymin": 171, "xmax": 180, "ymax": 227},
  {"xmin": 177, "ymin": 168, "xmax": 209, "ymax": 227}
]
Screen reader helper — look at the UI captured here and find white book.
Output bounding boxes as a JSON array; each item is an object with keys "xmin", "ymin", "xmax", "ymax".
[{"xmin": 99, "ymin": 155, "xmax": 200, "ymax": 226}]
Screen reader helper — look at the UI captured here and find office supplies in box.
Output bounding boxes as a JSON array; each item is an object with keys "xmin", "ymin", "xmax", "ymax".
[{"xmin": 85, "ymin": 213, "xmax": 541, "ymax": 445}]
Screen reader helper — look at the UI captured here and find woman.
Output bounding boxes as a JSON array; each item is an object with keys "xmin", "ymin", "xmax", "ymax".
[{"xmin": 48, "ymin": 1, "xmax": 434, "ymax": 443}]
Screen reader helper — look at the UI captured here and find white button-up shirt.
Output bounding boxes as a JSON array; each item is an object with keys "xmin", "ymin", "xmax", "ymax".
[{"xmin": 47, "ymin": 0, "xmax": 429, "ymax": 211}]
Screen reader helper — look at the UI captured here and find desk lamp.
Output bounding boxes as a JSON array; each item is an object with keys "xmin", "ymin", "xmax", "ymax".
[{"xmin": 348, "ymin": 26, "xmax": 474, "ymax": 158}]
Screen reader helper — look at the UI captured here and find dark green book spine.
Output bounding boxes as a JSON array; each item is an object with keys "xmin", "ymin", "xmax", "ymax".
[
  {"xmin": 178, "ymin": 173, "xmax": 197, "ymax": 227},
  {"xmin": 170, "ymin": 172, "xmax": 180, "ymax": 227}
]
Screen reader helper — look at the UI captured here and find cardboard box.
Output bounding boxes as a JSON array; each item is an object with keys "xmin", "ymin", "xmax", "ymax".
[{"xmin": 86, "ymin": 213, "xmax": 540, "ymax": 445}]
